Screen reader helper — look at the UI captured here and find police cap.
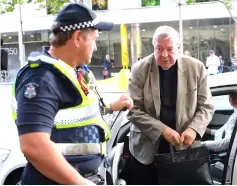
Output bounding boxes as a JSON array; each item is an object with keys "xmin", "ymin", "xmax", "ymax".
[{"xmin": 55, "ymin": 3, "xmax": 114, "ymax": 32}]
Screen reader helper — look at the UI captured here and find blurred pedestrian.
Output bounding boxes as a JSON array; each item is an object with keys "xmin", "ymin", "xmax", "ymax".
[
  {"xmin": 103, "ymin": 54, "xmax": 112, "ymax": 78},
  {"xmin": 230, "ymin": 54, "xmax": 236, "ymax": 72},
  {"xmin": 206, "ymin": 50, "xmax": 220, "ymax": 75},
  {"xmin": 218, "ymin": 55, "xmax": 224, "ymax": 73}
]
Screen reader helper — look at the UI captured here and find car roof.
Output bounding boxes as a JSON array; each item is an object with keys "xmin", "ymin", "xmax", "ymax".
[{"xmin": 208, "ymin": 72, "xmax": 237, "ymax": 89}]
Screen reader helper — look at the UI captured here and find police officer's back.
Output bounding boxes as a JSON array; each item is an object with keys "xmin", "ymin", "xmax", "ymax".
[{"xmin": 12, "ymin": 3, "xmax": 115, "ymax": 185}]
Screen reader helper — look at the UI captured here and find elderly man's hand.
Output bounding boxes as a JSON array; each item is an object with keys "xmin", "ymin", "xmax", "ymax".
[
  {"xmin": 180, "ymin": 128, "xmax": 197, "ymax": 147},
  {"xmin": 110, "ymin": 94, "xmax": 133, "ymax": 111},
  {"xmin": 162, "ymin": 127, "xmax": 181, "ymax": 145}
]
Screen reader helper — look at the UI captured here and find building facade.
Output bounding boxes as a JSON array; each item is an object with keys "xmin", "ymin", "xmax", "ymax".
[{"xmin": 0, "ymin": 0, "xmax": 237, "ymax": 81}]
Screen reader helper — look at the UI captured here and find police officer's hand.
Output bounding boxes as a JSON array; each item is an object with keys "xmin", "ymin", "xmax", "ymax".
[
  {"xmin": 162, "ymin": 127, "xmax": 181, "ymax": 145},
  {"xmin": 180, "ymin": 128, "xmax": 197, "ymax": 147},
  {"xmin": 110, "ymin": 94, "xmax": 133, "ymax": 111}
]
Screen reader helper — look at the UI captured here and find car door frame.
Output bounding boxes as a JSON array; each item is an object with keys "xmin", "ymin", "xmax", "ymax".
[{"xmin": 210, "ymin": 84, "xmax": 237, "ymax": 185}]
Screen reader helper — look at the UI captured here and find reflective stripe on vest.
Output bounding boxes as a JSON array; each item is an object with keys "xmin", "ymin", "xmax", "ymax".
[
  {"xmin": 56, "ymin": 142, "xmax": 107, "ymax": 155},
  {"xmin": 12, "ymin": 54, "xmax": 111, "ymax": 154},
  {"xmin": 11, "ymin": 97, "xmax": 111, "ymax": 142}
]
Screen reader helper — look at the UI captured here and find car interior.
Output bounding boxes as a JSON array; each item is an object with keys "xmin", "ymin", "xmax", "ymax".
[
  {"xmin": 107, "ymin": 88, "xmax": 237, "ymax": 185},
  {"xmin": 203, "ymin": 94, "xmax": 234, "ymax": 184}
]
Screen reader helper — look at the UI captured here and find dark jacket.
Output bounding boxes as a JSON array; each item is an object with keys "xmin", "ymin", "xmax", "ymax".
[{"xmin": 104, "ymin": 59, "xmax": 111, "ymax": 70}]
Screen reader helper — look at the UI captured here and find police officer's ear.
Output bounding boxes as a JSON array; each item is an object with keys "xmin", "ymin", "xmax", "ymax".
[{"xmin": 72, "ymin": 30, "xmax": 83, "ymax": 47}]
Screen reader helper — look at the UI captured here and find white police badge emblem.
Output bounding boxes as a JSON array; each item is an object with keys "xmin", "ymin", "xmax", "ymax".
[{"xmin": 24, "ymin": 83, "xmax": 37, "ymax": 99}]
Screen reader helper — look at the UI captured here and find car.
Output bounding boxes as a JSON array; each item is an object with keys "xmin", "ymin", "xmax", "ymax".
[
  {"xmin": 0, "ymin": 136, "xmax": 26, "ymax": 185},
  {"xmin": 107, "ymin": 71, "xmax": 237, "ymax": 185},
  {"xmin": 0, "ymin": 84, "xmax": 27, "ymax": 185}
]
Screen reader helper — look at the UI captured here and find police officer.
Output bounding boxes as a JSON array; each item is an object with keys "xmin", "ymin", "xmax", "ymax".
[{"xmin": 11, "ymin": 3, "xmax": 133, "ymax": 185}]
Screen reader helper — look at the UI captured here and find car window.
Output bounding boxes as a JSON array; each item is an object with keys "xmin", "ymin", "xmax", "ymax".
[{"xmin": 212, "ymin": 95, "xmax": 232, "ymax": 110}]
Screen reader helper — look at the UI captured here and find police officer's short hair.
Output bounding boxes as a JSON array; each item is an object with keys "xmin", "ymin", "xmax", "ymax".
[
  {"xmin": 49, "ymin": 23, "xmax": 96, "ymax": 47},
  {"xmin": 49, "ymin": 22, "xmax": 75, "ymax": 47}
]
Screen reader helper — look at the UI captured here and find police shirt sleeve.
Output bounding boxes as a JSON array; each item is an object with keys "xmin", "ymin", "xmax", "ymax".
[{"xmin": 16, "ymin": 77, "xmax": 60, "ymax": 135}]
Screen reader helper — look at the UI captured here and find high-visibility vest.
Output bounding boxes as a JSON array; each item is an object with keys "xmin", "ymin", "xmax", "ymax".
[{"xmin": 11, "ymin": 54, "xmax": 111, "ymax": 155}]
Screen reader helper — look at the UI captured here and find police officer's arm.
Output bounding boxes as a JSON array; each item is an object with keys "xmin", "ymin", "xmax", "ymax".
[
  {"xmin": 20, "ymin": 133, "xmax": 87, "ymax": 184},
  {"xmin": 202, "ymin": 137, "xmax": 230, "ymax": 152},
  {"xmin": 109, "ymin": 94, "xmax": 133, "ymax": 111},
  {"xmin": 16, "ymin": 77, "xmax": 88, "ymax": 185}
]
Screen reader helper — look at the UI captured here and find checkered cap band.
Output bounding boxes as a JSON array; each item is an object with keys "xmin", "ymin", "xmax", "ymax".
[{"xmin": 59, "ymin": 18, "xmax": 100, "ymax": 32}]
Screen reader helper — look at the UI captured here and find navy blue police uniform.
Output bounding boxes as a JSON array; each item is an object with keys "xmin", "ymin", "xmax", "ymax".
[{"xmin": 15, "ymin": 48, "xmax": 104, "ymax": 185}]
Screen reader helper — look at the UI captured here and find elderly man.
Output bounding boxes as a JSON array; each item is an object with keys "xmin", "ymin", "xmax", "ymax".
[
  {"xmin": 206, "ymin": 50, "xmax": 220, "ymax": 75},
  {"xmin": 127, "ymin": 25, "xmax": 214, "ymax": 185}
]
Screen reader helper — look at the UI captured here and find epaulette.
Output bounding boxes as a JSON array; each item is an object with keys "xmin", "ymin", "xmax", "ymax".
[{"xmin": 28, "ymin": 51, "xmax": 42, "ymax": 68}]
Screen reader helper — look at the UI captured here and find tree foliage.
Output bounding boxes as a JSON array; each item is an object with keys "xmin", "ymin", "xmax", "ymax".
[
  {"xmin": 185, "ymin": 0, "xmax": 232, "ymax": 9},
  {"xmin": 141, "ymin": 0, "xmax": 160, "ymax": 7},
  {"xmin": 0, "ymin": 0, "xmax": 234, "ymax": 15},
  {"xmin": 183, "ymin": 0, "xmax": 235, "ymax": 22},
  {"xmin": 0, "ymin": 0, "xmax": 81, "ymax": 14}
]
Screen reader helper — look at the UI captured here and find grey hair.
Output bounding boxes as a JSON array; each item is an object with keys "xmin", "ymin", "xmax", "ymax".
[{"xmin": 152, "ymin": 25, "xmax": 180, "ymax": 46}]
